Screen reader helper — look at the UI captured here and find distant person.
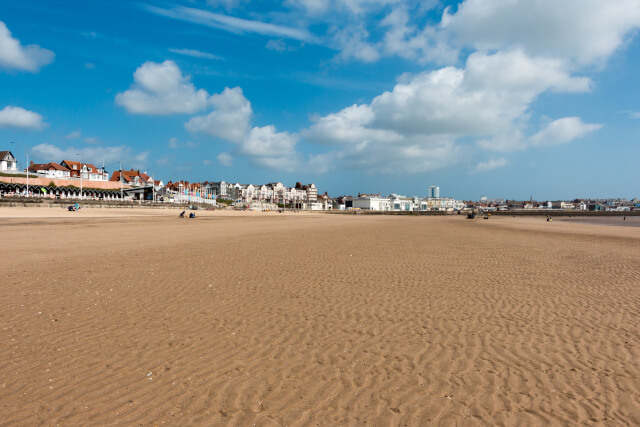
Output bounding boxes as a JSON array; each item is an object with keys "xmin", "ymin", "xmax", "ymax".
[
  {"xmin": 179, "ymin": 211, "xmax": 185, "ymax": 218},
  {"xmin": 189, "ymin": 212, "xmax": 195, "ymax": 218}
]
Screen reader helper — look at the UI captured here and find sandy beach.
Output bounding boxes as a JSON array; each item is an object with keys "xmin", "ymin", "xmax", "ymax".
[{"xmin": 2, "ymin": 208, "xmax": 640, "ymax": 425}]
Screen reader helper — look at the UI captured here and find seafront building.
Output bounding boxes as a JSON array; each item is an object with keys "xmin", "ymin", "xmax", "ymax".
[
  {"xmin": 351, "ymin": 185, "xmax": 465, "ymax": 212},
  {"xmin": 202, "ymin": 180, "xmax": 319, "ymax": 208},
  {"xmin": 0, "ymin": 151, "xmax": 18, "ymax": 173}
]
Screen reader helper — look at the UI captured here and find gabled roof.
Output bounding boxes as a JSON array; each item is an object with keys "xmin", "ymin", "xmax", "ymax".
[
  {"xmin": 0, "ymin": 151, "xmax": 15, "ymax": 161},
  {"xmin": 83, "ymin": 163, "xmax": 102, "ymax": 173},
  {"xmin": 61, "ymin": 160, "xmax": 81, "ymax": 169},
  {"xmin": 28, "ymin": 162, "xmax": 69, "ymax": 172},
  {"xmin": 110, "ymin": 169, "xmax": 150, "ymax": 184}
]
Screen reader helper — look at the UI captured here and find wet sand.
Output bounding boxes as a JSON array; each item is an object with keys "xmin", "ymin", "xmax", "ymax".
[{"xmin": 2, "ymin": 208, "xmax": 640, "ymax": 425}]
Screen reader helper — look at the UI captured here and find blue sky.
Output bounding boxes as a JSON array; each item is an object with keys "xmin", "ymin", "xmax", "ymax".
[{"xmin": 1, "ymin": 0, "xmax": 639, "ymax": 200}]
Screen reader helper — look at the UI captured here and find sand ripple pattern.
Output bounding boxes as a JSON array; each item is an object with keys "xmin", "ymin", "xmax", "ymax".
[{"xmin": 1, "ymin": 214, "xmax": 640, "ymax": 425}]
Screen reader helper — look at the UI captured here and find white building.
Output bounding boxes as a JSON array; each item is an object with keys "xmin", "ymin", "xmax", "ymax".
[
  {"xmin": 428, "ymin": 185, "xmax": 440, "ymax": 198},
  {"xmin": 426, "ymin": 197, "xmax": 465, "ymax": 211},
  {"xmin": 352, "ymin": 196, "xmax": 392, "ymax": 211},
  {"xmin": 27, "ymin": 162, "xmax": 71, "ymax": 179},
  {"xmin": 0, "ymin": 151, "xmax": 18, "ymax": 172}
]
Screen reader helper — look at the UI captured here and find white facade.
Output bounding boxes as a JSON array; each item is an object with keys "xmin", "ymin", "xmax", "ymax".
[
  {"xmin": 353, "ymin": 194, "xmax": 464, "ymax": 212},
  {"xmin": 428, "ymin": 185, "xmax": 440, "ymax": 198},
  {"xmin": 353, "ymin": 197, "xmax": 392, "ymax": 211},
  {"xmin": 36, "ymin": 167, "xmax": 70, "ymax": 179},
  {"xmin": 426, "ymin": 197, "xmax": 465, "ymax": 211},
  {"xmin": 0, "ymin": 152, "xmax": 17, "ymax": 172}
]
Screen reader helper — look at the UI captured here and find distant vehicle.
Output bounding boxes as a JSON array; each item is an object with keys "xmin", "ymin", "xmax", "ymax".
[{"xmin": 189, "ymin": 205, "xmax": 199, "ymax": 210}]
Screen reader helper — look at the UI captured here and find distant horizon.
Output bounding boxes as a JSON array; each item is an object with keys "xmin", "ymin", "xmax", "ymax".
[{"xmin": 1, "ymin": 1, "xmax": 639, "ymax": 201}]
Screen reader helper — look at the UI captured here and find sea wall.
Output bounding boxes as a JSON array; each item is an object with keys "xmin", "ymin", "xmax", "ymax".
[{"xmin": 0, "ymin": 176, "xmax": 131, "ymax": 190}]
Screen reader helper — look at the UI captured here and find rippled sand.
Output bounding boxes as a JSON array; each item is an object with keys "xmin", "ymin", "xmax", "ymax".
[{"xmin": 2, "ymin": 209, "xmax": 640, "ymax": 425}]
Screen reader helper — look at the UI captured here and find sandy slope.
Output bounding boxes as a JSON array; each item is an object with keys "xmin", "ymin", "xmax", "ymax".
[{"xmin": 1, "ymin": 210, "xmax": 640, "ymax": 425}]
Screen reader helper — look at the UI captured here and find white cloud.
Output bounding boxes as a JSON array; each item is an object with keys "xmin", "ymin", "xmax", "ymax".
[
  {"xmin": 207, "ymin": 0, "xmax": 249, "ymax": 9},
  {"xmin": 472, "ymin": 157, "xmax": 508, "ymax": 173},
  {"xmin": 203, "ymin": 159, "xmax": 212, "ymax": 165},
  {"xmin": 240, "ymin": 125, "xmax": 299, "ymax": 170},
  {"xmin": 217, "ymin": 152, "xmax": 233, "ymax": 166},
  {"xmin": 116, "ymin": 60, "xmax": 209, "ymax": 114},
  {"xmin": 630, "ymin": 112, "xmax": 640, "ymax": 119},
  {"xmin": 304, "ymin": 104, "xmax": 401, "ymax": 145},
  {"xmin": 146, "ymin": 5, "xmax": 314, "ymax": 41},
  {"xmin": 303, "ymin": 49, "xmax": 594, "ymax": 172},
  {"xmin": 332, "ymin": 25, "xmax": 380, "ymax": 62},
  {"xmin": 0, "ymin": 106, "xmax": 46, "ymax": 130},
  {"xmin": 377, "ymin": 7, "xmax": 456, "ymax": 64},
  {"xmin": 442, "ymin": 0, "xmax": 640, "ymax": 66},
  {"xmin": 366, "ymin": 50, "xmax": 589, "ymax": 141},
  {"xmin": 285, "ymin": 0, "xmax": 402, "ymax": 17},
  {"xmin": 30, "ymin": 143, "xmax": 149, "ymax": 168},
  {"xmin": 169, "ymin": 137, "xmax": 179, "ymax": 148},
  {"xmin": 0, "ymin": 21, "xmax": 54, "ymax": 72},
  {"xmin": 84, "ymin": 62, "xmax": 96, "ymax": 69},
  {"xmin": 530, "ymin": 117, "xmax": 602, "ymax": 146},
  {"xmin": 266, "ymin": 39, "xmax": 298, "ymax": 52},
  {"xmin": 187, "ymin": 87, "xmax": 302, "ymax": 170},
  {"xmin": 311, "ymin": 50, "xmax": 585, "ymax": 141},
  {"xmin": 185, "ymin": 86, "xmax": 252, "ymax": 142},
  {"xmin": 66, "ymin": 131, "xmax": 81, "ymax": 139},
  {"xmin": 169, "ymin": 48, "xmax": 223, "ymax": 60}
]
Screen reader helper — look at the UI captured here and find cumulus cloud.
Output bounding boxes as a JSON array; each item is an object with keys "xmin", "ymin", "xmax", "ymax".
[
  {"xmin": 116, "ymin": 60, "xmax": 209, "ymax": 114},
  {"xmin": 442, "ymin": 0, "xmax": 640, "ymax": 66},
  {"xmin": 301, "ymin": 0, "xmax": 640, "ymax": 67},
  {"xmin": 304, "ymin": 104, "xmax": 401, "ymax": 145},
  {"xmin": 472, "ymin": 157, "xmax": 508, "ymax": 173},
  {"xmin": 332, "ymin": 25, "xmax": 380, "ymax": 62},
  {"xmin": 0, "ymin": 106, "xmax": 46, "ymax": 130},
  {"xmin": 217, "ymin": 152, "xmax": 233, "ymax": 166},
  {"xmin": 304, "ymin": 48, "xmax": 592, "ymax": 172},
  {"xmin": 301, "ymin": 48, "xmax": 600, "ymax": 173},
  {"xmin": 186, "ymin": 87, "xmax": 252, "ymax": 142},
  {"xmin": 186, "ymin": 87, "xmax": 302, "ymax": 170},
  {"xmin": 241, "ymin": 126, "xmax": 300, "ymax": 170},
  {"xmin": 30, "ymin": 143, "xmax": 149, "ymax": 168},
  {"xmin": 0, "ymin": 21, "xmax": 54, "ymax": 72},
  {"xmin": 169, "ymin": 137, "xmax": 179, "ymax": 148},
  {"xmin": 530, "ymin": 117, "xmax": 602, "ymax": 146}
]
